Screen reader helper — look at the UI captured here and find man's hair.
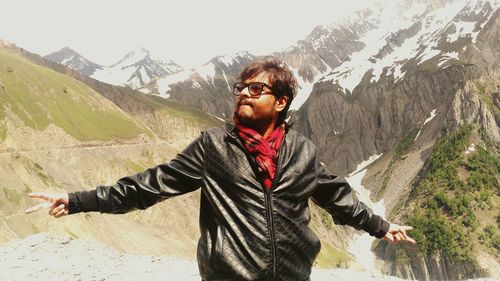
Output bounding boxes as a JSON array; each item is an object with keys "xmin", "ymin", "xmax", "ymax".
[{"xmin": 239, "ymin": 56, "xmax": 298, "ymax": 124}]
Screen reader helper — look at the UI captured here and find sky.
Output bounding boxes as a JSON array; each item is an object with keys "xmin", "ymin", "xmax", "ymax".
[{"xmin": 0, "ymin": 0, "xmax": 373, "ymax": 68}]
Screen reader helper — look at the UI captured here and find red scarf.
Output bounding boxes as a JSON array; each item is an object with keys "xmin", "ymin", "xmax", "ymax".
[{"xmin": 234, "ymin": 118, "xmax": 286, "ymax": 190}]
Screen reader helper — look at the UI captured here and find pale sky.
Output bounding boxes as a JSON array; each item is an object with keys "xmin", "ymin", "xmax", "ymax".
[{"xmin": 0, "ymin": 0, "xmax": 373, "ymax": 68}]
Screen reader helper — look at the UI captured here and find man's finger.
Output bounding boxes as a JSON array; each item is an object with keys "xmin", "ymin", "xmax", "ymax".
[
  {"xmin": 405, "ymin": 235, "xmax": 416, "ymax": 244},
  {"xmin": 49, "ymin": 204, "xmax": 65, "ymax": 216},
  {"xmin": 54, "ymin": 208, "xmax": 68, "ymax": 218},
  {"xmin": 394, "ymin": 232, "xmax": 403, "ymax": 241},
  {"xmin": 384, "ymin": 233, "xmax": 395, "ymax": 242},
  {"xmin": 25, "ymin": 202, "xmax": 52, "ymax": 214},
  {"xmin": 401, "ymin": 225, "xmax": 413, "ymax": 231},
  {"xmin": 401, "ymin": 226, "xmax": 413, "ymax": 239},
  {"xmin": 28, "ymin": 192, "xmax": 54, "ymax": 202}
]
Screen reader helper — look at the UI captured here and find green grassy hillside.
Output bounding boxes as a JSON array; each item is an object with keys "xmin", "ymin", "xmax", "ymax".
[
  {"xmin": 387, "ymin": 125, "xmax": 499, "ymax": 276},
  {"xmin": 0, "ymin": 46, "xmax": 150, "ymax": 141}
]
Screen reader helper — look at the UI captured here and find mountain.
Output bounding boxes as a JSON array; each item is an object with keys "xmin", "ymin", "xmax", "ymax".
[
  {"xmin": 291, "ymin": 0, "xmax": 499, "ymax": 173},
  {"xmin": 92, "ymin": 47, "xmax": 183, "ymax": 89},
  {"xmin": 141, "ymin": 51, "xmax": 256, "ymax": 119},
  {"xmin": 0, "ymin": 39, "xmax": 223, "ymax": 260},
  {"xmin": 0, "ymin": 42, "xmax": 151, "ymax": 143},
  {"xmin": 45, "ymin": 47, "xmax": 183, "ymax": 89},
  {"xmin": 289, "ymin": 0, "xmax": 499, "ymax": 279},
  {"xmin": 44, "ymin": 47, "xmax": 102, "ymax": 76}
]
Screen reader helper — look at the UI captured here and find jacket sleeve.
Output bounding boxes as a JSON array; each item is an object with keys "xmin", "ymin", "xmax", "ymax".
[
  {"xmin": 310, "ymin": 157, "xmax": 389, "ymax": 239},
  {"xmin": 68, "ymin": 133, "xmax": 205, "ymax": 214}
]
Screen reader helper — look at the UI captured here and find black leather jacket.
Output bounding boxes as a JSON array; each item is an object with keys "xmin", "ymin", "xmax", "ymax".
[{"xmin": 69, "ymin": 124, "xmax": 389, "ymax": 281}]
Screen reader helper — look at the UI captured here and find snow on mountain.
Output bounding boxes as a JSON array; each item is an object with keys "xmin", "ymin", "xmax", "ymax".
[
  {"xmin": 45, "ymin": 47, "xmax": 183, "ymax": 89},
  {"xmin": 44, "ymin": 47, "xmax": 102, "ymax": 76},
  {"xmin": 148, "ymin": 51, "xmax": 255, "ymax": 98},
  {"xmin": 91, "ymin": 47, "xmax": 183, "ymax": 89},
  {"xmin": 289, "ymin": 67, "xmax": 329, "ymax": 111},
  {"xmin": 155, "ymin": 70, "xmax": 196, "ymax": 98},
  {"xmin": 320, "ymin": 0, "xmax": 499, "ymax": 93}
]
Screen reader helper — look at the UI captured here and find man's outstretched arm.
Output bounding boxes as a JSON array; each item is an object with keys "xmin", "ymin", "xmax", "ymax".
[
  {"xmin": 26, "ymin": 133, "xmax": 206, "ymax": 217},
  {"xmin": 311, "ymin": 159, "xmax": 415, "ymax": 244}
]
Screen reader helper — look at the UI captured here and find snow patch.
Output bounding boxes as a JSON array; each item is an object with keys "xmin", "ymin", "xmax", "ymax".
[
  {"xmin": 92, "ymin": 65, "xmax": 138, "ymax": 87},
  {"xmin": 324, "ymin": 0, "xmax": 473, "ymax": 92},
  {"xmin": 222, "ymin": 71, "xmax": 232, "ymax": 92},
  {"xmin": 423, "ymin": 109, "xmax": 437, "ymax": 126},
  {"xmin": 114, "ymin": 47, "xmax": 149, "ymax": 68},
  {"xmin": 61, "ymin": 55, "xmax": 75, "ymax": 65},
  {"xmin": 289, "ymin": 68, "xmax": 323, "ymax": 111},
  {"xmin": 349, "ymin": 153, "xmax": 383, "ymax": 177},
  {"xmin": 139, "ymin": 67, "xmax": 150, "ymax": 84},
  {"xmin": 437, "ymin": 52, "xmax": 459, "ymax": 67},
  {"xmin": 197, "ymin": 63, "xmax": 216, "ymax": 87},
  {"xmin": 414, "ymin": 130, "xmax": 421, "ymax": 141},
  {"xmin": 206, "ymin": 112, "xmax": 225, "ymax": 122},
  {"xmin": 157, "ymin": 70, "xmax": 194, "ymax": 98},
  {"xmin": 138, "ymin": 88, "xmax": 151, "ymax": 94},
  {"xmin": 218, "ymin": 54, "xmax": 236, "ymax": 66},
  {"xmin": 192, "ymin": 80, "xmax": 202, "ymax": 90},
  {"xmin": 446, "ymin": 21, "xmax": 479, "ymax": 43},
  {"xmin": 346, "ymin": 153, "xmax": 386, "ymax": 273}
]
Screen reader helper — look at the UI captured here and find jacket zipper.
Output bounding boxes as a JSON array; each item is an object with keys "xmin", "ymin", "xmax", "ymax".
[
  {"xmin": 264, "ymin": 188, "xmax": 276, "ymax": 280},
  {"xmin": 267, "ymin": 141, "xmax": 284, "ymax": 281},
  {"xmin": 226, "ymin": 131, "xmax": 284, "ymax": 280}
]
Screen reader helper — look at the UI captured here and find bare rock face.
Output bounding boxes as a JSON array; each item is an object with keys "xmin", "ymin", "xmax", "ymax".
[
  {"xmin": 450, "ymin": 81, "xmax": 500, "ymax": 142},
  {"xmin": 293, "ymin": 64, "xmax": 471, "ymax": 175}
]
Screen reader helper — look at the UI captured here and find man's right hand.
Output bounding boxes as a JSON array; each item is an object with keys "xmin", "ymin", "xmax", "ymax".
[{"xmin": 25, "ymin": 192, "xmax": 69, "ymax": 218}]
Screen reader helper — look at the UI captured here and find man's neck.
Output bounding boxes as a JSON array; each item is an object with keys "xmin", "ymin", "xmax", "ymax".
[{"xmin": 255, "ymin": 120, "xmax": 278, "ymax": 139}]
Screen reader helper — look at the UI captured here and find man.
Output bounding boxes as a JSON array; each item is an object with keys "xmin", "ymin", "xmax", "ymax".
[{"xmin": 26, "ymin": 57, "xmax": 415, "ymax": 281}]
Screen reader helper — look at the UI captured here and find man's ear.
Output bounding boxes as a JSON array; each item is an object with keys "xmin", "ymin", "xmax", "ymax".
[{"xmin": 275, "ymin": 96, "xmax": 289, "ymax": 112}]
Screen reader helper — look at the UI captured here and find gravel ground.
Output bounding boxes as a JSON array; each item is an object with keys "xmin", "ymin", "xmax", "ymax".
[{"xmin": 0, "ymin": 233, "xmax": 494, "ymax": 281}]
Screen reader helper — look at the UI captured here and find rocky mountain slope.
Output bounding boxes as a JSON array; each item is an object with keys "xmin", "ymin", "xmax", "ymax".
[
  {"xmin": 13, "ymin": 42, "xmax": 220, "ymax": 143},
  {"xmin": 288, "ymin": 0, "xmax": 499, "ymax": 279},
  {"xmin": 0, "ymin": 40, "xmax": 220, "ymax": 259},
  {"xmin": 141, "ymin": 51, "xmax": 256, "ymax": 118}
]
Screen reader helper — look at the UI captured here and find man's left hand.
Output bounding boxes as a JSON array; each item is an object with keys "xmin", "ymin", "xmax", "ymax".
[{"xmin": 383, "ymin": 223, "xmax": 416, "ymax": 244}]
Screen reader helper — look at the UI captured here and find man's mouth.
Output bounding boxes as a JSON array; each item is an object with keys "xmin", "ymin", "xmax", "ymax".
[{"xmin": 238, "ymin": 100, "xmax": 253, "ymax": 107}]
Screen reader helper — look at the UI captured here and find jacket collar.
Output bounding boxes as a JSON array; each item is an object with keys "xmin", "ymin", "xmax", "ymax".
[{"xmin": 225, "ymin": 123, "xmax": 238, "ymax": 139}]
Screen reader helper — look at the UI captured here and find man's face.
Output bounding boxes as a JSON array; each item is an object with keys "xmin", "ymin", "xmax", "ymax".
[{"xmin": 234, "ymin": 72, "xmax": 283, "ymax": 128}]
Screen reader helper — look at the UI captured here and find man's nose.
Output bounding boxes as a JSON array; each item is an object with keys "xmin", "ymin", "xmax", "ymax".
[{"xmin": 239, "ymin": 86, "xmax": 251, "ymax": 97}]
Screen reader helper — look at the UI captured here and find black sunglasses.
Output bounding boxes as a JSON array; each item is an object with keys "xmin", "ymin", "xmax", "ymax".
[{"xmin": 233, "ymin": 82, "xmax": 273, "ymax": 97}]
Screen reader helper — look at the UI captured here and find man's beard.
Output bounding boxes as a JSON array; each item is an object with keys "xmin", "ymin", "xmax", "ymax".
[
  {"xmin": 233, "ymin": 99, "xmax": 254, "ymax": 125},
  {"xmin": 233, "ymin": 108, "xmax": 274, "ymax": 131},
  {"xmin": 233, "ymin": 109, "xmax": 250, "ymax": 126}
]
